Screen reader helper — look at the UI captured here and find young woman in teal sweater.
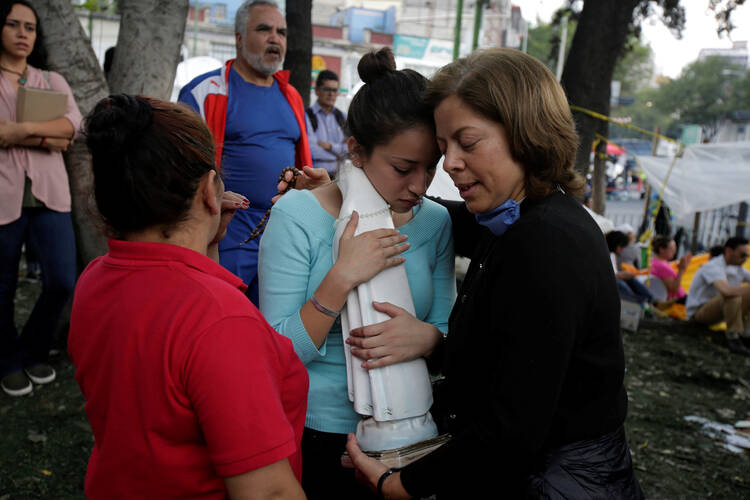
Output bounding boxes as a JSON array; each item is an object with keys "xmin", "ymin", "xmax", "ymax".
[{"xmin": 258, "ymin": 48, "xmax": 455, "ymax": 499}]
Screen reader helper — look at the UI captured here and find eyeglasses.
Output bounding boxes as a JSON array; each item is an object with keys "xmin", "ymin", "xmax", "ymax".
[{"xmin": 319, "ymin": 87, "xmax": 338, "ymax": 94}]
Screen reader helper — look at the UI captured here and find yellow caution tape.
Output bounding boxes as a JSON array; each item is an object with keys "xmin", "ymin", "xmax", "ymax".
[
  {"xmin": 570, "ymin": 104, "xmax": 686, "ymax": 280},
  {"xmin": 592, "ymin": 134, "xmax": 628, "ymax": 159},
  {"xmin": 570, "ymin": 104, "xmax": 682, "ymax": 145}
]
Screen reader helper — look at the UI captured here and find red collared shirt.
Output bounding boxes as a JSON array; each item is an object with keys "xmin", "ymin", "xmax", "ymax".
[{"xmin": 69, "ymin": 239, "xmax": 308, "ymax": 499}]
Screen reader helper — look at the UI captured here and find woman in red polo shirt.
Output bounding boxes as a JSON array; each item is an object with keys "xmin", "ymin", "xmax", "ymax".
[{"xmin": 68, "ymin": 94, "xmax": 307, "ymax": 500}]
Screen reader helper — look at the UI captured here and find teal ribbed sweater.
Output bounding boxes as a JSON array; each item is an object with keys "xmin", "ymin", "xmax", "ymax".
[{"xmin": 258, "ymin": 189, "xmax": 455, "ymax": 434}]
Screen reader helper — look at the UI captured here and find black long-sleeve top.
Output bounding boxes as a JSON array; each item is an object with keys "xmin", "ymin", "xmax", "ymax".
[{"xmin": 401, "ymin": 192, "xmax": 628, "ymax": 498}]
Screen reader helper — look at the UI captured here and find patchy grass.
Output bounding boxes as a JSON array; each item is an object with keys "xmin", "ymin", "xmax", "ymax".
[
  {"xmin": 0, "ymin": 277, "xmax": 91, "ymax": 500},
  {"xmin": 2, "ymin": 279, "xmax": 749, "ymax": 498},
  {"xmin": 624, "ymin": 319, "xmax": 750, "ymax": 499}
]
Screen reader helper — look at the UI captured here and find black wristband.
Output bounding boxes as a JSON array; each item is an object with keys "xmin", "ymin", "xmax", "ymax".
[{"xmin": 377, "ymin": 468, "xmax": 396, "ymax": 499}]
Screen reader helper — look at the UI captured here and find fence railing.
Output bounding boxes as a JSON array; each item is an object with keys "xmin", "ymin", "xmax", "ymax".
[
  {"xmin": 685, "ymin": 204, "xmax": 741, "ymax": 254},
  {"xmin": 604, "ymin": 200, "xmax": 746, "ymax": 257}
]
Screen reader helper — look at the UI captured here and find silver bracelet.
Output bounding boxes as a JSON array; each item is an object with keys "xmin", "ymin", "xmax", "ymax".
[{"xmin": 310, "ymin": 294, "xmax": 340, "ymax": 318}]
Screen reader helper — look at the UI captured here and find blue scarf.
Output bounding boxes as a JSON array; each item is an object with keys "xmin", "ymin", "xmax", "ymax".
[{"xmin": 475, "ymin": 199, "xmax": 521, "ymax": 236}]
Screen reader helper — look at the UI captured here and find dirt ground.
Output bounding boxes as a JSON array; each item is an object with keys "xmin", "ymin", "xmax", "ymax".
[{"xmin": 1, "ymin": 278, "xmax": 749, "ymax": 499}]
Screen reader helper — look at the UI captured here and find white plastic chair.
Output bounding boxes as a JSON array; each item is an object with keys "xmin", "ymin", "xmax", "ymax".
[{"xmin": 636, "ymin": 274, "xmax": 668, "ymax": 302}]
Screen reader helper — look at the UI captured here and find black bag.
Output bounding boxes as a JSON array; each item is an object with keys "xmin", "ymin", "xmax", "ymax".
[{"xmin": 526, "ymin": 426, "xmax": 644, "ymax": 499}]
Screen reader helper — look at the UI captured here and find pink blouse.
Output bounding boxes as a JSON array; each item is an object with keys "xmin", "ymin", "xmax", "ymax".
[
  {"xmin": 0, "ymin": 65, "xmax": 82, "ymax": 225},
  {"xmin": 650, "ymin": 257, "xmax": 686, "ymax": 300}
]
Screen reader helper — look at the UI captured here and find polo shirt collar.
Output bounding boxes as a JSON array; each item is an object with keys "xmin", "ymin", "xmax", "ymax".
[
  {"xmin": 313, "ymin": 100, "xmax": 338, "ymax": 117},
  {"xmin": 106, "ymin": 239, "xmax": 247, "ymax": 292}
]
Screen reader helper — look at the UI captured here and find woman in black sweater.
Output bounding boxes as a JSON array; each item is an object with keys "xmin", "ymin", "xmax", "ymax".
[{"xmin": 346, "ymin": 48, "xmax": 643, "ymax": 499}]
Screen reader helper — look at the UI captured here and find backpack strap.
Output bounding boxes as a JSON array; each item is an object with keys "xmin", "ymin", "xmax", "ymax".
[
  {"xmin": 306, "ymin": 107, "xmax": 318, "ymax": 132},
  {"xmin": 333, "ymin": 108, "xmax": 348, "ymax": 135}
]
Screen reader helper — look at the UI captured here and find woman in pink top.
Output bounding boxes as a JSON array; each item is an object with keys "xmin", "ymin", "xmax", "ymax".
[
  {"xmin": 0, "ymin": 0, "xmax": 82, "ymax": 397},
  {"xmin": 650, "ymin": 235, "xmax": 691, "ymax": 303}
]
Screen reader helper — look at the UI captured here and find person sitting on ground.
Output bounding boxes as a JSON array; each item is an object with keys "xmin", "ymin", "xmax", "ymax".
[
  {"xmin": 686, "ymin": 236, "xmax": 750, "ymax": 355},
  {"xmin": 650, "ymin": 235, "xmax": 691, "ymax": 304},
  {"xmin": 607, "ymin": 230, "xmax": 655, "ymax": 305},
  {"xmin": 68, "ymin": 95, "xmax": 307, "ymax": 499},
  {"xmin": 616, "ymin": 223, "xmax": 641, "ymax": 268}
]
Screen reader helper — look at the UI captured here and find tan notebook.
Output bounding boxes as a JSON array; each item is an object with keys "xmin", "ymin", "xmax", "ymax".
[{"xmin": 16, "ymin": 86, "xmax": 67, "ymax": 122}]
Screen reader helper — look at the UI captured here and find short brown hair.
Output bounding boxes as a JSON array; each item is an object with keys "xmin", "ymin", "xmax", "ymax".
[{"xmin": 425, "ymin": 48, "xmax": 584, "ymax": 200}]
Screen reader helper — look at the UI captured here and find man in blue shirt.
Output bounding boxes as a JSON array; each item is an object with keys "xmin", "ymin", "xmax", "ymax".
[
  {"xmin": 305, "ymin": 70, "xmax": 348, "ymax": 177},
  {"xmin": 178, "ymin": 0, "xmax": 311, "ymax": 306}
]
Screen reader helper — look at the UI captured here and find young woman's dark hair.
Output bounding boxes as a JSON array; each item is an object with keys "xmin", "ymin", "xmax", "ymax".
[
  {"xmin": 85, "ymin": 94, "xmax": 216, "ymax": 236},
  {"xmin": 346, "ymin": 47, "xmax": 433, "ymax": 155},
  {"xmin": 606, "ymin": 231, "xmax": 630, "ymax": 253},
  {"xmin": 652, "ymin": 235, "xmax": 672, "ymax": 254},
  {"xmin": 0, "ymin": 0, "xmax": 48, "ymax": 69}
]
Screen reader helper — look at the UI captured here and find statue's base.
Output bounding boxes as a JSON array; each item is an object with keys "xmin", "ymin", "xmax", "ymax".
[{"xmin": 341, "ymin": 433, "xmax": 451, "ymax": 469}]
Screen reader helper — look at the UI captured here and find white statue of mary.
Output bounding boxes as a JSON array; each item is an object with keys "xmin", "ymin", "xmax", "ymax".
[{"xmin": 333, "ymin": 161, "xmax": 438, "ymax": 452}]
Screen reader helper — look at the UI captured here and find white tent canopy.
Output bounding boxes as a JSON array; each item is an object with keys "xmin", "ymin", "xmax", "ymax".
[
  {"xmin": 585, "ymin": 206, "xmax": 615, "ymax": 233},
  {"xmin": 636, "ymin": 142, "xmax": 750, "ymax": 219}
]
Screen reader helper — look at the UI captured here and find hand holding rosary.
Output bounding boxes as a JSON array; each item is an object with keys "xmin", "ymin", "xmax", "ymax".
[{"xmin": 240, "ymin": 166, "xmax": 301, "ymax": 244}]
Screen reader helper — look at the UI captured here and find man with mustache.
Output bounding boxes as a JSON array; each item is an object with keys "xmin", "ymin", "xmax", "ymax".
[{"xmin": 179, "ymin": 0, "xmax": 312, "ymax": 306}]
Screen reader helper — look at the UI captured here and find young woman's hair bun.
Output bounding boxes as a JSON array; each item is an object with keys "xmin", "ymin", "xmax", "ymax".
[{"xmin": 357, "ymin": 47, "xmax": 396, "ymax": 85}]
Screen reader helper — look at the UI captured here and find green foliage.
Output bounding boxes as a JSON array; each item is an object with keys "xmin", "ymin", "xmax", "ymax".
[
  {"xmin": 612, "ymin": 36, "xmax": 654, "ymax": 96},
  {"xmin": 613, "ymin": 56, "xmax": 750, "ymax": 140},
  {"xmin": 729, "ymin": 69, "xmax": 750, "ymax": 110},
  {"xmin": 710, "ymin": 0, "xmax": 748, "ymax": 36},
  {"xmin": 76, "ymin": 0, "xmax": 117, "ymax": 13},
  {"xmin": 527, "ymin": 16, "xmax": 653, "ymax": 95},
  {"xmin": 611, "ymin": 87, "xmax": 672, "ymax": 139},
  {"xmin": 526, "ymin": 15, "xmax": 576, "ymax": 71},
  {"xmin": 656, "ymin": 56, "xmax": 748, "ymax": 126}
]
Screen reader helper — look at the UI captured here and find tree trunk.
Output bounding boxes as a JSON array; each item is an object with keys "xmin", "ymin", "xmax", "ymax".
[
  {"xmin": 591, "ymin": 140, "xmax": 607, "ymax": 215},
  {"xmin": 284, "ymin": 0, "xmax": 313, "ymax": 107},
  {"xmin": 35, "ymin": 0, "xmax": 110, "ymax": 267},
  {"xmin": 108, "ymin": 0, "xmax": 190, "ymax": 99},
  {"xmin": 560, "ymin": 0, "xmax": 640, "ymax": 181}
]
